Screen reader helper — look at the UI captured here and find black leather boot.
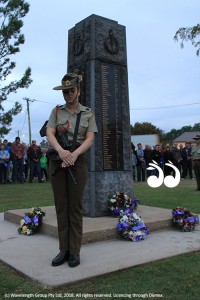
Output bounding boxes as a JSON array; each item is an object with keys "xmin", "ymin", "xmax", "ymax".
[
  {"xmin": 52, "ymin": 251, "xmax": 69, "ymax": 266},
  {"xmin": 68, "ymin": 254, "xmax": 80, "ymax": 268}
]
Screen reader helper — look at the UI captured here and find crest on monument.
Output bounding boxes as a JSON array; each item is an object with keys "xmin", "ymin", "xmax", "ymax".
[
  {"xmin": 104, "ymin": 29, "xmax": 119, "ymax": 54},
  {"xmin": 73, "ymin": 33, "xmax": 84, "ymax": 56}
]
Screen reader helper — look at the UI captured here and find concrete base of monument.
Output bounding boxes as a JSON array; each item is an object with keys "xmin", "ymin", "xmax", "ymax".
[
  {"xmin": 0, "ymin": 211, "xmax": 200, "ymax": 287},
  {"xmin": 4, "ymin": 205, "xmax": 173, "ymax": 244}
]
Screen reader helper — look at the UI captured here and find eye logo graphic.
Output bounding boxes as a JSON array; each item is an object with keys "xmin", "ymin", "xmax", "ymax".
[{"xmin": 147, "ymin": 160, "xmax": 180, "ymax": 188}]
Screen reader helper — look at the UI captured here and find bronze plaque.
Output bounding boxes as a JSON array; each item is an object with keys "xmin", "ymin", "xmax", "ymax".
[{"xmin": 101, "ymin": 63, "xmax": 123, "ymax": 170}]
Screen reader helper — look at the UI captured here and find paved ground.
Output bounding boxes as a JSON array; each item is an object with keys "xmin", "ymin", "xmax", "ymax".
[{"xmin": 0, "ymin": 208, "xmax": 200, "ymax": 287}]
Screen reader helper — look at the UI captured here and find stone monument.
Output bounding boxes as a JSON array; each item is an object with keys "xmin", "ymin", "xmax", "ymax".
[{"xmin": 67, "ymin": 14, "xmax": 133, "ymax": 217}]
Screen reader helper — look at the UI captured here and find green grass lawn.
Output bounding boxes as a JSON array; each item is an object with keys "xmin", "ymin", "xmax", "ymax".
[
  {"xmin": 134, "ymin": 179, "xmax": 200, "ymax": 214},
  {"xmin": 0, "ymin": 181, "xmax": 54, "ymax": 212},
  {"xmin": 0, "ymin": 180, "xmax": 200, "ymax": 300},
  {"xmin": 1, "ymin": 179, "xmax": 199, "ymax": 214}
]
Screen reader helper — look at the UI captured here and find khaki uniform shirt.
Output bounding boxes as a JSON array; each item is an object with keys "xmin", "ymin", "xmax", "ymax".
[
  {"xmin": 191, "ymin": 145, "xmax": 200, "ymax": 160},
  {"xmin": 47, "ymin": 103, "xmax": 98, "ymax": 144}
]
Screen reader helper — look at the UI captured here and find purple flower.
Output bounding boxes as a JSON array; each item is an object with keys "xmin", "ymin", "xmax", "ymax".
[
  {"xmin": 145, "ymin": 229, "xmax": 150, "ymax": 235},
  {"xmin": 24, "ymin": 216, "xmax": 32, "ymax": 223},
  {"xmin": 117, "ymin": 223, "xmax": 122, "ymax": 231},
  {"xmin": 132, "ymin": 222, "xmax": 146, "ymax": 231},
  {"xmin": 124, "ymin": 208, "xmax": 132, "ymax": 214},
  {"xmin": 121, "ymin": 222, "xmax": 129, "ymax": 229},
  {"xmin": 112, "ymin": 208, "xmax": 120, "ymax": 215},
  {"xmin": 33, "ymin": 216, "xmax": 39, "ymax": 224},
  {"xmin": 186, "ymin": 217, "xmax": 198, "ymax": 223}
]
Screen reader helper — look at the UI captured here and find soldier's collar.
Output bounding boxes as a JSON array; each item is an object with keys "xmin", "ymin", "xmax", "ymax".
[
  {"xmin": 60, "ymin": 103, "xmax": 90, "ymax": 113},
  {"xmin": 74, "ymin": 103, "xmax": 91, "ymax": 113}
]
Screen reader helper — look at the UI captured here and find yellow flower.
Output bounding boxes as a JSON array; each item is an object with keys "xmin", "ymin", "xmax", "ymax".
[
  {"xmin": 29, "ymin": 208, "xmax": 34, "ymax": 214},
  {"xmin": 22, "ymin": 226, "xmax": 28, "ymax": 234}
]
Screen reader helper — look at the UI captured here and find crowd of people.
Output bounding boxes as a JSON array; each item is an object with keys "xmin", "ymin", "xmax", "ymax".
[
  {"xmin": 1, "ymin": 134, "xmax": 200, "ymax": 191},
  {"xmin": 0, "ymin": 137, "xmax": 48, "ymax": 184},
  {"xmin": 131, "ymin": 136, "xmax": 200, "ymax": 191}
]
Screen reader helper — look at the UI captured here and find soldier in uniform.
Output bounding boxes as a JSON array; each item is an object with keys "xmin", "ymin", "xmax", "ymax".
[
  {"xmin": 191, "ymin": 134, "xmax": 200, "ymax": 191},
  {"xmin": 46, "ymin": 73, "xmax": 98, "ymax": 267}
]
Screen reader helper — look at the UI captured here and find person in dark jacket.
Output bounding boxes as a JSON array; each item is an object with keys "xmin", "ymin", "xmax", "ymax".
[
  {"xmin": 163, "ymin": 146, "xmax": 173, "ymax": 176},
  {"xmin": 151, "ymin": 145, "xmax": 161, "ymax": 177},
  {"xmin": 181, "ymin": 142, "xmax": 194, "ymax": 179},
  {"xmin": 171, "ymin": 143, "xmax": 182, "ymax": 178},
  {"xmin": 171, "ymin": 143, "xmax": 181, "ymax": 171},
  {"xmin": 27, "ymin": 140, "xmax": 42, "ymax": 183},
  {"xmin": 144, "ymin": 145, "xmax": 152, "ymax": 178}
]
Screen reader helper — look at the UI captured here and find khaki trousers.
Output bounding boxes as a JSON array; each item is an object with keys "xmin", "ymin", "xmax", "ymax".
[{"xmin": 49, "ymin": 153, "xmax": 88, "ymax": 254}]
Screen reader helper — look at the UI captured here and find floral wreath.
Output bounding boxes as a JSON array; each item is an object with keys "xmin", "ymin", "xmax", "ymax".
[
  {"xmin": 18, "ymin": 207, "xmax": 45, "ymax": 235},
  {"xmin": 108, "ymin": 192, "xmax": 140, "ymax": 216},
  {"xmin": 117, "ymin": 209, "xmax": 149, "ymax": 242},
  {"xmin": 172, "ymin": 207, "xmax": 199, "ymax": 232}
]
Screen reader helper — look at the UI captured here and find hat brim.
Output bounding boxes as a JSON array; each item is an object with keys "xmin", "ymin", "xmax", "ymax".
[{"xmin": 53, "ymin": 83, "xmax": 79, "ymax": 90}]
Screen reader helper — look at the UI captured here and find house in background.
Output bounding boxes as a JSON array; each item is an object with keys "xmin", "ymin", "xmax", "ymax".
[{"xmin": 173, "ymin": 131, "xmax": 200, "ymax": 148}]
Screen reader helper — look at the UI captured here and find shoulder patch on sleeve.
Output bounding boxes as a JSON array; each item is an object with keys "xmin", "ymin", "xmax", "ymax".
[{"xmin": 58, "ymin": 104, "xmax": 65, "ymax": 109}]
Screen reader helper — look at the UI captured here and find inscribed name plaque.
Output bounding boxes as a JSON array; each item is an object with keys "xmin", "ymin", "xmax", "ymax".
[{"xmin": 101, "ymin": 63, "xmax": 123, "ymax": 171}]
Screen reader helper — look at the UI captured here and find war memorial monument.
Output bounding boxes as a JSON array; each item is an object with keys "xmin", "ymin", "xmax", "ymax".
[{"xmin": 67, "ymin": 14, "xmax": 133, "ymax": 217}]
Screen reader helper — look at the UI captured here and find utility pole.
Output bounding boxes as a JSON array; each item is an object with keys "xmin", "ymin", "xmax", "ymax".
[{"xmin": 23, "ymin": 97, "xmax": 35, "ymax": 145}]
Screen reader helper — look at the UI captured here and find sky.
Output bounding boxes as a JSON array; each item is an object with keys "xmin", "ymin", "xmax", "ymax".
[{"xmin": 2, "ymin": 0, "xmax": 200, "ymax": 144}]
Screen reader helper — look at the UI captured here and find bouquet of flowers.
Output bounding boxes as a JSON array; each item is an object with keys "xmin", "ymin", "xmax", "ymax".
[
  {"xmin": 117, "ymin": 209, "xmax": 149, "ymax": 242},
  {"xmin": 108, "ymin": 192, "xmax": 140, "ymax": 216},
  {"xmin": 18, "ymin": 207, "xmax": 45, "ymax": 235},
  {"xmin": 172, "ymin": 207, "xmax": 199, "ymax": 232}
]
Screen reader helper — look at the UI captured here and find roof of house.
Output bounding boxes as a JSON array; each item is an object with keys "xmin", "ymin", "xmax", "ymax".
[{"xmin": 174, "ymin": 131, "xmax": 200, "ymax": 143}]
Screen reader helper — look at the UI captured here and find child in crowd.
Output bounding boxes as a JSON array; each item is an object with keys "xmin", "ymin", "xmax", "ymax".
[{"xmin": 40, "ymin": 151, "xmax": 48, "ymax": 181}]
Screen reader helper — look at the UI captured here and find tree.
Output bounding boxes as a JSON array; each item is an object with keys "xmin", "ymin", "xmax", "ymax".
[
  {"xmin": 174, "ymin": 23, "xmax": 200, "ymax": 56},
  {"xmin": 130, "ymin": 122, "xmax": 163, "ymax": 135},
  {"xmin": 163, "ymin": 129, "xmax": 180, "ymax": 144},
  {"xmin": 162, "ymin": 124, "xmax": 200, "ymax": 145},
  {"xmin": 0, "ymin": 0, "xmax": 32, "ymax": 137},
  {"xmin": 193, "ymin": 122, "xmax": 200, "ymax": 131}
]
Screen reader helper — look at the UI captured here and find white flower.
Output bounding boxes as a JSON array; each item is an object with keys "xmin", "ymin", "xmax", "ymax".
[
  {"xmin": 20, "ymin": 219, "xmax": 25, "ymax": 226},
  {"xmin": 110, "ymin": 198, "xmax": 116, "ymax": 203},
  {"xmin": 121, "ymin": 215, "xmax": 128, "ymax": 223},
  {"xmin": 132, "ymin": 213, "xmax": 141, "ymax": 221},
  {"xmin": 27, "ymin": 229, "xmax": 32, "ymax": 235}
]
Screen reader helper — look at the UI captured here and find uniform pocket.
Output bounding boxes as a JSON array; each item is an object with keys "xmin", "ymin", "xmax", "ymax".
[
  {"xmin": 80, "ymin": 120, "xmax": 88, "ymax": 128},
  {"xmin": 79, "ymin": 120, "xmax": 88, "ymax": 136}
]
